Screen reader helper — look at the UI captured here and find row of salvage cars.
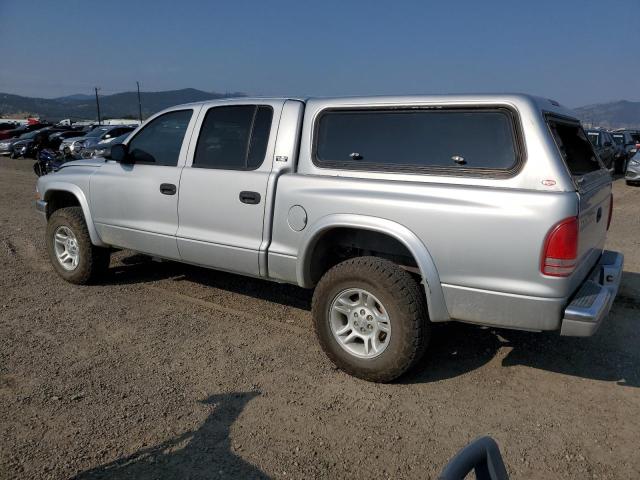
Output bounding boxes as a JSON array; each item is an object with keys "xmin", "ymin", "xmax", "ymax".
[{"xmin": 585, "ymin": 128, "xmax": 640, "ymax": 185}]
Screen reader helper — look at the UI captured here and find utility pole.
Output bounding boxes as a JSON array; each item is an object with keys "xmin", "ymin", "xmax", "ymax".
[
  {"xmin": 94, "ymin": 87, "xmax": 102, "ymax": 125},
  {"xmin": 136, "ymin": 81, "xmax": 143, "ymax": 122}
]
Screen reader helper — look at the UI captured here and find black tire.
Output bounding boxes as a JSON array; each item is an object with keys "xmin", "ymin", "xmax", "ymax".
[
  {"xmin": 312, "ymin": 256, "xmax": 429, "ymax": 382},
  {"xmin": 46, "ymin": 206, "xmax": 110, "ymax": 284}
]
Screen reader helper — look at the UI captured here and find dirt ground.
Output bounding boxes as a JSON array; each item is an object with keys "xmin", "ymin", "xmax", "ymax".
[{"xmin": 0, "ymin": 157, "xmax": 638, "ymax": 480}]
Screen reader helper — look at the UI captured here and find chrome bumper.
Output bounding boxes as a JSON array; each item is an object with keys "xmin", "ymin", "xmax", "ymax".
[
  {"xmin": 560, "ymin": 250, "xmax": 624, "ymax": 336},
  {"xmin": 35, "ymin": 199, "xmax": 47, "ymax": 216}
]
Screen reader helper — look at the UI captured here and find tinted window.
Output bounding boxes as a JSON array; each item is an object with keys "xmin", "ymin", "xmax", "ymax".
[
  {"xmin": 193, "ymin": 105, "xmax": 273, "ymax": 170},
  {"xmin": 612, "ymin": 134, "xmax": 624, "ymax": 145},
  {"xmin": 548, "ymin": 120, "xmax": 602, "ymax": 176},
  {"xmin": 315, "ymin": 109, "xmax": 518, "ymax": 171},
  {"xmin": 128, "ymin": 110, "xmax": 192, "ymax": 166}
]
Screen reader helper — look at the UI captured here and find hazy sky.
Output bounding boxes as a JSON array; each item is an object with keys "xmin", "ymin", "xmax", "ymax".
[{"xmin": 0, "ymin": 0, "xmax": 638, "ymax": 107}]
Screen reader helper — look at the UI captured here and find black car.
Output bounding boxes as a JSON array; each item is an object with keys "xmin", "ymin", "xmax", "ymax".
[
  {"xmin": 4, "ymin": 127, "xmax": 67, "ymax": 158},
  {"xmin": 586, "ymin": 129, "xmax": 616, "ymax": 171},
  {"xmin": 0, "ymin": 122, "xmax": 49, "ymax": 141},
  {"xmin": 611, "ymin": 131, "xmax": 639, "ymax": 171},
  {"xmin": 48, "ymin": 129, "xmax": 87, "ymax": 150}
]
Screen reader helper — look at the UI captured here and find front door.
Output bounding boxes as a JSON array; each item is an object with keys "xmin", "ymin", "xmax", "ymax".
[
  {"xmin": 176, "ymin": 103, "xmax": 280, "ymax": 276},
  {"xmin": 90, "ymin": 108, "xmax": 198, "ymax": 259}
]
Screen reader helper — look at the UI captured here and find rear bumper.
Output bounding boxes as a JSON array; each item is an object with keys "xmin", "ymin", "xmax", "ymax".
[{"xmin": 560, "ymin": 250, "xmax": 624, "ymax": 337}]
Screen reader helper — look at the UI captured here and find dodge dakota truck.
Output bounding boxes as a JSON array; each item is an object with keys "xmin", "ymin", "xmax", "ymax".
[{"xmin": 35, "ymin": 94, "xmax": 624, "ymax": 382}]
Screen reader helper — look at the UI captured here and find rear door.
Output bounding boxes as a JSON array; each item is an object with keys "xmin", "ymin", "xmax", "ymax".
[
  {"xmin": 176, "ymin": 101, "xmax": 283, "ymax": 276},
  {"xmin": 547, "ymin": 116, "xmax": 611, "ymax": 281}
]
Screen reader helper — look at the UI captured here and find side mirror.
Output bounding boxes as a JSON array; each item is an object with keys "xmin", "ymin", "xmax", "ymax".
[
  {"xmin": 109, "ymin": 143, "xmax": 132, "ymax": 163},
  {"xmin": 604, "ymin": 141, "xmax": 612, "ymax": 147}
]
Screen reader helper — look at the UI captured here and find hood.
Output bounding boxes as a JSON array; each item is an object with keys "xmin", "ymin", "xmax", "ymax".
[
  {"xmin": 57, "ymin": 158, "xmax": 106, "ymax": 169},
  {"xmin": 12, "ymin": 139, "xmax": 33, "ymax": 147}
]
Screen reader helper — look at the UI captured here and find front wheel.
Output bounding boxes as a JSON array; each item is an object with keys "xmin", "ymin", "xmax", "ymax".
[
  {"xmin": 312, "ymin": 257, "xmax": 429, "ymax": 382},
  {"xmin": 46, "ymin": 207, "xmax": 110, "ymax": 284}
]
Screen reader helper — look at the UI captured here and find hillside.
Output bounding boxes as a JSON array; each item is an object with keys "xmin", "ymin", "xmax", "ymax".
[
  {"xmin": 0, "ymin": 88, "xmax": 244, "ymax": 121},
  {"xmin": 1, "ymin": 90, "xmax": 639, "ymax": 128},
  {"xmin": 573, "ymin": 100, "xmax": 640, "ymax": 129}
]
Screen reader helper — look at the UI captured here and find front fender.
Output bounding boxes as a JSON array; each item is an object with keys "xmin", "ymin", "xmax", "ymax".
[
  {"xmin": 41, "ymin": 181, "xmax": 106, "ymax": 247},
  {"xmin": 297, "ymin": 214, "xmax": 450, "ymax": 322}
]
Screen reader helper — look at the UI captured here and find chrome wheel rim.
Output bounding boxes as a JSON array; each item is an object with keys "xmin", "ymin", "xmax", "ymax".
[
  {"xmin": 329, "ymin": 288, "xmax": 391, "ymax": 359},
  {"xmin": 53, "ymin": 226, "xmax": 80, "ymax": 271}
]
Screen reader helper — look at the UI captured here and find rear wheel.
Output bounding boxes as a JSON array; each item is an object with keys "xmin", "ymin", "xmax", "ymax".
[
  {"xmin": 46, "ymin": 207, "xmax": 110, "ymax": 284},
  {"xmin": 312, "ymin": 256, "xmax": 429, "ymax": 382}
]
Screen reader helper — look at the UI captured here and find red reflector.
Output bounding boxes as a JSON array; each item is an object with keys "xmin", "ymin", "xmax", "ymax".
[
  {"xmin": 541, "ymin": 217, "xmax": 579, "ymax": 277},
  {"xmin": 607, "ymin": 194, "xmax": 613, "ymax": 230}
]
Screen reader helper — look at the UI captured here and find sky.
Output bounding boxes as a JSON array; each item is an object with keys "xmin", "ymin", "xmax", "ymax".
[{"xmin": 0, "ymin": 0, "xmax": 638, "ymax": 107}]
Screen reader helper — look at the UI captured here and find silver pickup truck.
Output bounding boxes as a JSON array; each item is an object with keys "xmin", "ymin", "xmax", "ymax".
[{"xmin": 35, "ymin": 94, "xmax": 624, "ymax": 382}]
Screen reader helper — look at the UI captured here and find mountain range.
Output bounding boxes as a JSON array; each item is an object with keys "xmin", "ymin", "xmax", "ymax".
[
  {"xmin": 1, "ymin": 89, "xmax": 639, "ymax": 128},
  {"xmin": 0, "ymin": 88, "xmax": 244, "ymax": 121}
]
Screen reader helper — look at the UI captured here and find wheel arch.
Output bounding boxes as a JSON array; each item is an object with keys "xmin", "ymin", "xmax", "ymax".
[
  {"xmin": 297, "ymin": 214, "xmax": 450, "ymax": 322},
  {"xmin": 42, "ymin": 182, "xmax": 106, "ymax": 247}
]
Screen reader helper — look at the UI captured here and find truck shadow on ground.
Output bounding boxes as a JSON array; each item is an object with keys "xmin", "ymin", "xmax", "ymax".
[
  {"xmin": 105, "ymin": 253, "xmax": 313, "ymax": 310},
  {"xmin": 72, "ymin": 391, "xmax": 269, "ymax": 480},
  {"xmin": 105, "ymin": 254, "xmax": 640, "ymax": 388}
]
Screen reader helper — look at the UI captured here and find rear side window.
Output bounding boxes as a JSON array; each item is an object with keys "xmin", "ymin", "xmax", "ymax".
[
  {"xmin": 193, "ymin": 105, "xmax": 273, "ymax": 170},
  {"xmin": 314, "ymin": 108, "xmax": 520, "ymax": 174},
  {"xmin": 548, "ymin": 119, "xmax": 602, "ymax": 176}
]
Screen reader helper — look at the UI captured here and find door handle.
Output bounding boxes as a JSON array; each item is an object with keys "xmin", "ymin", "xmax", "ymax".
[
  {"xmin": 239, "ymin": 191, "xmax": 261, "ymax": 204},
  {"xmin": 160, "ymin": 183, "xmax": 177, "ymax": 195}
]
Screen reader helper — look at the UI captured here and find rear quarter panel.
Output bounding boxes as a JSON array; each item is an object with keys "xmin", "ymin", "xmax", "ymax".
[{"xmin": 269, "ymin": 175, "xmax": 579, "ymax": 299}]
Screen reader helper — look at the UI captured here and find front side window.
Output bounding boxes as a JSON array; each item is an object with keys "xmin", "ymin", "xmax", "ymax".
[
  {"xmin": 127, "ymin": 110, "xmax": 193, "ymax": 166},
  {"xmin": 193, "ymin": 105, "xmax": 273, "ymax": 170},
  {"xmin": 612, "ymin": 134, "xmax": 624, "ymax": 145},
  {"xmin": 314, "ymin": 108, "xmax": 519, "ymax": 173}
]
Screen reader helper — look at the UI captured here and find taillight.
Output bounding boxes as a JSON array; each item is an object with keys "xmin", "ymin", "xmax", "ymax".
[
  {"xmin": 541, "ymin": 217, "xmax": 579, "ymax": 277},
  {"xmin": 607, "ymin": 194, "xmax": 613, "ymax": 231}
]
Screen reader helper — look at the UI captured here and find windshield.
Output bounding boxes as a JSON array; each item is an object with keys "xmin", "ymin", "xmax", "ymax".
[
  {"xmin": 587, "ymin": 132, "xmax": 599, "ymax": 146},
  {"xmin": 113, "ymin": 133, "xmax": 130, "ymax": 143},
  {"xmin": 18, "ymin": 130, "xmax": 39, "ymax": 140},
  {"xmin": 612, "ymin": 134, "xmax": 625, "ymax": 145},
  {"xmin": 85, "ymin": 127, "xmax": 112, "ymax": 138}
]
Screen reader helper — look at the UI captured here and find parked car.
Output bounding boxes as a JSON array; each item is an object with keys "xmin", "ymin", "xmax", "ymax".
[
  {"xmin": 0, "ymin": 127, "xmax": 54, "ymax": 155},
  {"xmin": 0, "ymin": 122, "xmax": 48, "ymax": 141},
  {"xmin": 80, "ymin": 132, "xmax": 132, "ymax": 159},
  {"xmin": 59, "ymin": 125, "xmax": 136, "ymax": 158},
  {"xmin": 586, "ymin": 129, "xmax": 616, "ymax": 171},
  {"xmin": 625, "ymin": 150, "xmax": 640, "ymax": 185},
  {"xmin": 6, "ymin": 127, "xmax": 68, "ymax": 158},
  {"xmin": 47, "ymin": 129, "xmax": 87, "ymax": 150},
  {"xmin": 0, "ymin": 122, "xmax": 20, "ymax": 131},
  {"xmin": 612, "ymin": 130, "xmax": 639, "ymax": 165},
  {"xmin": 35, "ymin": 94, "xmax": 623, "ymax": 382}
]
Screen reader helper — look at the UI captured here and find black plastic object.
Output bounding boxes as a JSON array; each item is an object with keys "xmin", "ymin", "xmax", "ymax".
[
  {"xmin": 159, "ymin": 183, "xmax": 177, "ymax": 195},
  {"xmin": 239, "ymin": 191, "xmax": 261, "ymax": 204},
  {"xmin": 438, "ymin": 436, "xmax": 509, "ymax": 480}
]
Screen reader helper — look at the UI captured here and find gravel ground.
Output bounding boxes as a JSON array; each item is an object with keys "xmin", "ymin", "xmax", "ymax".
[{"xmin": 1, "ymin": 157, "xmax": 639, "ymax": 479}]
